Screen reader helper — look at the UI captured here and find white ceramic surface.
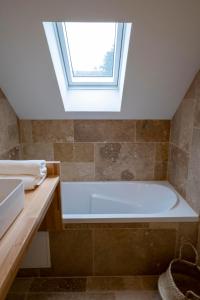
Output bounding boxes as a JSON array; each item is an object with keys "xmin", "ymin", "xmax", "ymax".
[
  {"xmin": 61, "ymin": 181, "xmax": 198, "ymax": 223},
  {"xmin": 0, "ymin": 179, "xmax": 24, "ymax": 239}
]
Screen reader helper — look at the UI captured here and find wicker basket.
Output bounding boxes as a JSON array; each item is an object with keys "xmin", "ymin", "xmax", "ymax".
[{"xmin": 158, "ymin": 243, "xmax": 200, "ymax": 300}]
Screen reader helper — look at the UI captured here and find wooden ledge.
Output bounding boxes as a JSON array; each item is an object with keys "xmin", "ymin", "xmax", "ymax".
[{"xmin": 0, "ymin": 162, "xmax": 61, "ymax": 299}]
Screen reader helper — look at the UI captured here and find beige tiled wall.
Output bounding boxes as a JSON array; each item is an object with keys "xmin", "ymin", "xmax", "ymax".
[
  {"xmin": 168, "ymin": 71, "xmax": 200, "ymax": 214},
  {"xmin": 0, "ymin": 89, "xmax": 20, "ymax": 159},
  {"xmin": 19, "ymin": 120, "xmax": 170, "ymax": 181},
  {"xmin": 168, "ymin": 70, "xmax": 200, "ymax": 259}
]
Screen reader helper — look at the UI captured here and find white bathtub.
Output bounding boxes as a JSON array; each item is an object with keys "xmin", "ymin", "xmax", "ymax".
[{"xmin": 61, "ymin": 181, "xmax": 198, "ymax": 223}]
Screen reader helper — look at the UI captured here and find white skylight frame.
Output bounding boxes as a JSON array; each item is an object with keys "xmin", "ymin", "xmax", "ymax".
[
  {"xmin": 43, "ymin": 22, "xmax": 132, "ymax": 112},
  {"xmin": 53, "ymin": 22, "xmax": 125, "ymax": 89}
]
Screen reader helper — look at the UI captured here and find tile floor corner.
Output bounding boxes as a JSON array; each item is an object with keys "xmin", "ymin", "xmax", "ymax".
[{"xmin": 6, "ymin": 276, "xmax": 162, "ymax": 299}]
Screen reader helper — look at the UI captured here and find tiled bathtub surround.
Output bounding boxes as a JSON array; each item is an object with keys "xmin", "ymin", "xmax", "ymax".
[
  {"xmin": 19, "ymin": 120, "xmax": 170, "ymax": 181},
  {"xmin": 17, "ymin": 222, "xmax": 198, "ymax": 277},
  {"xmin": 0, "ymin": 89, "xmax": 20, "ymax": 159},
  {"xmin": 168, "ymin": 71, "xmax": 200, "ymax": 214}
]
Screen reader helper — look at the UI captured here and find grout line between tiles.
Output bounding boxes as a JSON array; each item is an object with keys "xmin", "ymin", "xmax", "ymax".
[{"xmin": 92, "ymin": 229, "xmax": 95, "ymax": 277}]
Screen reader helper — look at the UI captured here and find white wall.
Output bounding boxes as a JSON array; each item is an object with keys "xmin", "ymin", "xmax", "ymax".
[{"xmin": 0, "ymin": 0, "xmax": 200, "ymax": 119}]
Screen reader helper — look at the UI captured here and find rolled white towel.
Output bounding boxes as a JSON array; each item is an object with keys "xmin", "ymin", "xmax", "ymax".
[
  {"xmin": 0, "ymin": 160, "xmax": 47, "ymax": 177},
  {"xmin": 0, "ymin": 174, "xmax": 46, "ymax": 190}
]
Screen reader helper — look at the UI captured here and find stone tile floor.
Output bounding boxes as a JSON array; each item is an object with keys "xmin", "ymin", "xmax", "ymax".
[{"xmin": 6, "ymin": 276, "xmax": 162, "ymax": 299}]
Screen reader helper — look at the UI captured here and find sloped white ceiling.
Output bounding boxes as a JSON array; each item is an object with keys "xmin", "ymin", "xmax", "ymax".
[{"xmin": 0, "ymin": 0, "xmax": 200, "ymax": 119}]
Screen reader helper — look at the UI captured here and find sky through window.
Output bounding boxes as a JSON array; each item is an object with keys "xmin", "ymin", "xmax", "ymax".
[{"xmin": 64, "ymin": 22, "xmax": 116, "ymax": 77}]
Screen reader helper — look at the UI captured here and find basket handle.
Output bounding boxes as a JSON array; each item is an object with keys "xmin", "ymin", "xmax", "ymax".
[
  {"xmin": 179, "ymin": 242, "xmax": 199, "ymax": 265},
  {"xmin": 185, "ymin": 290, "xmax": 200, "ymax": 299}
]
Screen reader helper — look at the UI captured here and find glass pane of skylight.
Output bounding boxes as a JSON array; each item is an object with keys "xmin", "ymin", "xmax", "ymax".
[{"xmin": 64, "ymin": 22, "xmax": 116, "ymax": 77}]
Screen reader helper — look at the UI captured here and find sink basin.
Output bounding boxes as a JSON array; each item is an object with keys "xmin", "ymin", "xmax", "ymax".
[{"xmin": 0, "ymin": 179, "xmax": 24, "ymax": 239}]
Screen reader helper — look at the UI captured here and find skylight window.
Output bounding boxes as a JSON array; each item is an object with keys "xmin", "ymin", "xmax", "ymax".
[
  {"xmin": 55, "ymin": 22, "xmax": 125, "ymax": 88},
  {"xmin": 43, "ymin": 21, "xmax": 132, "ymax": 111}
]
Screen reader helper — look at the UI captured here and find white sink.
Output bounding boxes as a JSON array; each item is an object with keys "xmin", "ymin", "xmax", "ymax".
[{"xmin": 0, "ymin": 179, "xmax": 24, "ymax": 239}]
